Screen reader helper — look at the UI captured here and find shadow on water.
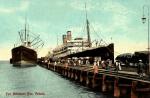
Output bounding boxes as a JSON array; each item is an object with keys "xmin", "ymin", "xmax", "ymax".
[{"xmin": 12, "ymin": 65, "xmax": 37, "ymax": 69}]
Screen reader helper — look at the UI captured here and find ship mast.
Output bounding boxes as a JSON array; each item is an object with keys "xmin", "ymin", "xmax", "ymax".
[
  {"xmin": 24, "ymin": 16, "xmax": 30, "ymax": 47},
  {"xmin": 25, "ymin": 16, "xmax": 27, "ymax": 43},
  {"xmin": 85, "ymin": 3, "xmax": 91, "ymax": 47}
]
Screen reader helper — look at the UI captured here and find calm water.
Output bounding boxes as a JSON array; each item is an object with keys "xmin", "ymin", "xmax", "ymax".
[{"xmin": 0, "ymin": 61, "xmax": 112, "ymax": 98}]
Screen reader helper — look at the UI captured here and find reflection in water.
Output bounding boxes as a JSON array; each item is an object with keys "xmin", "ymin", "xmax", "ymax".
[{"xmin": 0, "ymin": 61, "xmax": 112, "ymax": 98}]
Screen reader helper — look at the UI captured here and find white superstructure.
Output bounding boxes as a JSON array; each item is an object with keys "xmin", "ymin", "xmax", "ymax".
[{"xmin": 53, "ymin": 31, "xmax": 90, "ymax": 58}]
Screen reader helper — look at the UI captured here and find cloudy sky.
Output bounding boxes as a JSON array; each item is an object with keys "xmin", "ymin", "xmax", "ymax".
[{"xmin": 0, "ymin": 0, "xmax": 149, "ymax": 60}]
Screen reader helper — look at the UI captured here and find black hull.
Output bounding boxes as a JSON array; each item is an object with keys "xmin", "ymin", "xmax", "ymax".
[
  {"xmin": 11, "ymin": 46, "xmax": 37, "ymax": 67},
  {"xmin": 67, "ymin": 43, "xmax": 114, "ymax": 62}
]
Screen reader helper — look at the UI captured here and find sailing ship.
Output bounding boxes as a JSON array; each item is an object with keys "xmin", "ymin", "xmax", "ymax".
[
  {"xmin": 52, "ymin": 4, "xmax": 114, "ymax": 62},
  {"xmin": 10, "ymin": 19, "xmax": 44, "ymax": 67}
]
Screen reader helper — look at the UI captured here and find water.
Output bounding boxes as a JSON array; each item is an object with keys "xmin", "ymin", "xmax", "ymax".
[{"xmin": 0, "ymin": 61, "xmax": 112, "ymax": 98}]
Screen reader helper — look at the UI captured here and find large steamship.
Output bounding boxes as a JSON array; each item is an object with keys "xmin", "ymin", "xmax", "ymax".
[
  {"xmin": 10, "ymin": 20, "xmax": 44, "ymax": 67},
  {"xmin": 52, "ymin": 7, "xmax": 114, "ymax": 62}
]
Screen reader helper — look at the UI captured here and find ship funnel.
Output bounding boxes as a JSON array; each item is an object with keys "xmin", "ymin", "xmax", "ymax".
[
  {"xmin": 67, "ymin": 31, "xmax": 72, "ymax": 41},
  {"xmin": 62, "ymin": 35, "xmax": 67, "ymax": 44}
]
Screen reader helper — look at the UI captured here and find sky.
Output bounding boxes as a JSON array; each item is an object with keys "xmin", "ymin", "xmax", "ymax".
[{"xmin": 0, "ymin": 0, "xmax": 150, "ymax": 60}]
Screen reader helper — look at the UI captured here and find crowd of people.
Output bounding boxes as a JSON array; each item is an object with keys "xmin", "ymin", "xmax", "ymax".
[{"xmin": 49, "ymin": 57, "xmax": 147, "ymax": 78}]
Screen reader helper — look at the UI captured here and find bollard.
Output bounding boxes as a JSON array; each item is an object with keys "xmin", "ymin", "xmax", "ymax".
[
  {"xmin": 92, "ymin": 74, "xmax": 96, "ymax": 88},
  {"xmin": 80, "ymin": 72, "xmax": 83, "ymax": 83},
  {"xmin": 71, "ymin": 70, "xmax": 74, "ymax": 79},
  {"xmin": 75, "ymin": 73, "xmax": 78, "ymax": 80},
  {"xmin": 86, "ymin": 72, "xmax": 89, "ymax": 87},
  {"xmin": 114, "ymin": 79, "xmax": 120, "ymax": 97},
  {"xmin": 102, "ymin": 75, "xmax": 107, "ymax": 92},
  {"xmin": 131, "ymin": 81, "xmax": 138, "ymax": 98}
]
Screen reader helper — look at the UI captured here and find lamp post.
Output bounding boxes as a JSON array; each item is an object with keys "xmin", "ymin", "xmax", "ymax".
[{"xmin": 141, "ymin": 5, "xmax": 150, "ymax": 74}]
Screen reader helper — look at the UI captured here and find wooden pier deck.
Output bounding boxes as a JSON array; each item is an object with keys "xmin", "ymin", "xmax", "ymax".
[{"xmin": 39, "ymin": 62, "xmax": 150, "ymax": 98}]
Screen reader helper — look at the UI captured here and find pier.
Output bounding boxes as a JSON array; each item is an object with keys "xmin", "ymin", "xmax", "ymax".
[{"xmin": 39, "ymin": 61, "xmax": 150, "ymax": 98}]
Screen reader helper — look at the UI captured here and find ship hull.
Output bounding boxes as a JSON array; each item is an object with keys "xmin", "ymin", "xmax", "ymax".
[{"xmin": 11, "ymin": 46, "xmax": 37, "ymax": 67}]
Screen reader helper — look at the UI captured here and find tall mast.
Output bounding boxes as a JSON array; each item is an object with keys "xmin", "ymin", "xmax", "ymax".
[
  {"xmin": 85, "ymin": 3, "xmax": 91, "ymax": 47},
  {"xmin": 25, "ymin": 16, "xmax": 27, "ymax": 42},
  {"xmin": 27, "ymin": 24, "xmax": 29, "ymax": 43}
]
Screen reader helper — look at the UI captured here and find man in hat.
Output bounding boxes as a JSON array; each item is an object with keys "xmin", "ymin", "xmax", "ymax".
[{"xmin": 137, "ymin": 60, "xmax": 145, "ymax": 77}]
